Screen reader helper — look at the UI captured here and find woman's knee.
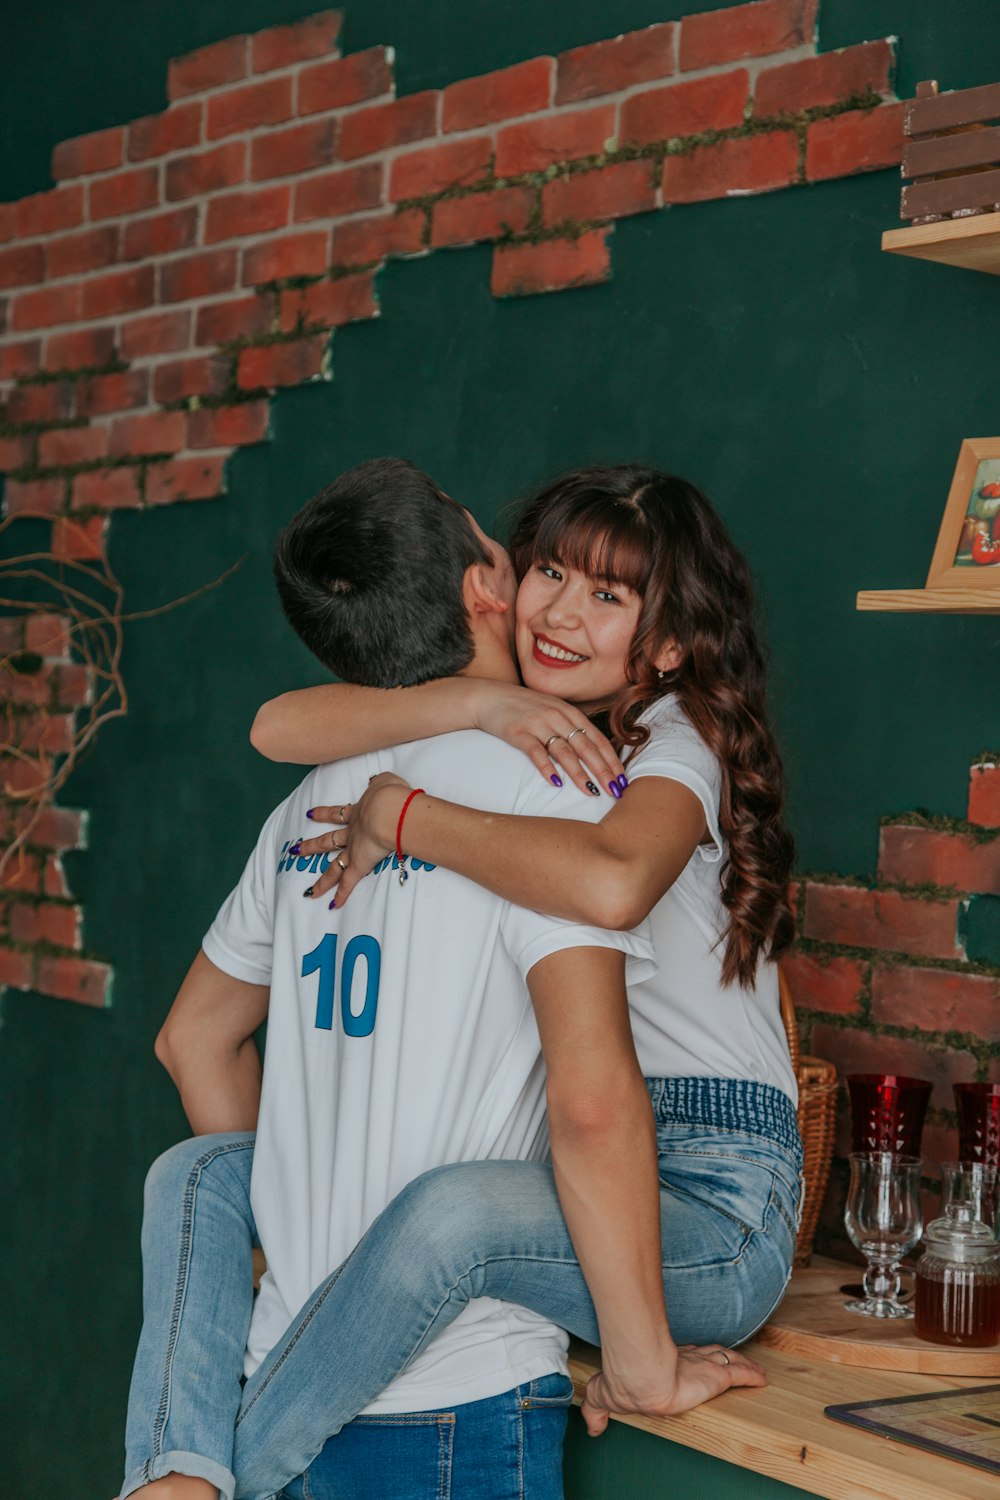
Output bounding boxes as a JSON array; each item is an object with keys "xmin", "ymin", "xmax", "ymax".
[
  {"xmin": 380, "ymin": 1162, "xmax": 491, "ymax": 1258},
  {"xmin": 369, "ymin": 1161, "xmax": 538, "ymax": 1296}
]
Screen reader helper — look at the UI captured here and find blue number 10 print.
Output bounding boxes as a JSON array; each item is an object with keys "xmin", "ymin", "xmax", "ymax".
[{"xmin": 302, "ymin": 933, "xmax": 382, "ymax": 1038}]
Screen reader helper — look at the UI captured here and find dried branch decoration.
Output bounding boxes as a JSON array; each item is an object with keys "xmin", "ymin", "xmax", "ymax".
[{"xmin": 1, "ymin": 508, "xmax": 244, "ymax": 889}]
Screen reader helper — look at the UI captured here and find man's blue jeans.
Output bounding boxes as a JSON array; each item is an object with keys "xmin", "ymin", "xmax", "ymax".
[
  {"xmin": 121, "ymin": 1078, "xmax": 802, "ymax": 1500},
  {"xmin": 284, "ymin": 1374, "xmax": 573, "ymax": 1500}
]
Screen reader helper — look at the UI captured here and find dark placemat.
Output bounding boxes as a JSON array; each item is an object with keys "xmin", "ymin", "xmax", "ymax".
[{"xmin": 826, "ymin": 1384, "xmax": 1000, "ymax": 1477}]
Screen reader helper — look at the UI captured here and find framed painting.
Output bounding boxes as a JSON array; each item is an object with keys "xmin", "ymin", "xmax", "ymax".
[{"xmin": 926, "ymin": 437, "xmax": 1000, "ymax": 589}]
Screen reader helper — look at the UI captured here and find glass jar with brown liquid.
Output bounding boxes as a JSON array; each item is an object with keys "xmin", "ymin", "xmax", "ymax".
[{"xmin": 914, "ymin": 1202, "xmax": 1000, "ymax": 1347}]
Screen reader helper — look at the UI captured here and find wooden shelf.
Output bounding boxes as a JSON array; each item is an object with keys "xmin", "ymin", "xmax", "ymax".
[
  {"xmin": 568, "ymin": 1340, "xmax": 998, "ymax": 1500},
  {"xmin": 568, "ymin": 1259, "xmax": 1000, "ymax": 1499},
  {"xmin": 857, "ymin": 588, "xmax": 1000, "ymax": 613},
  {"xmin": 882, "ymin": 211, "xmax": 1000, "ymax": 274}
]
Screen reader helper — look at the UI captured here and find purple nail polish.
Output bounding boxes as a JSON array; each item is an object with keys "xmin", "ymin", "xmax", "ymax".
[
  {"xmin": 550, "ymin": 774, "xmax": 563, "ymax": 787},
  {"xmin": 306, "ymin": 809, "xmax": 315, "ymax": 820},
  {"xmin": 617, "ymin": 774, "xmax": 628, "ymax": 791},
  {"xmin": 303, "ymin": 885, "xmax": 314, "ymax": 897},
  {"xmin": 289, "ymin": 843, "xmax": 302, "ymax": 857},
  {"xmin": 329, "ymin": 898, "xmax": 337, "ymax": 909},
  {"xmin": 586, "ymin": 781, "xmax": 600, "ymax": 797},
  {"xmin": 609, "ymin": 781, "xmax": 622, "ymax": 799}
]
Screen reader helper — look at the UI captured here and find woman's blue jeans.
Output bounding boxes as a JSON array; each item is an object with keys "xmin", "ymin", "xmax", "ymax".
[{"xmin": 121, "ymin": 1078, "xmax": 802, "ymax": 1500}]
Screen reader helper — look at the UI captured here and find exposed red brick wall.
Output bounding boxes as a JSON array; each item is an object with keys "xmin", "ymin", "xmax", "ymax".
[
  {"xmin": 785, "ymin": 759, "xmax": 1000, "ymax": 1256},
  {"xmin": 0, "ymin": 3, "xmax": 903, "ymax": 1006}
]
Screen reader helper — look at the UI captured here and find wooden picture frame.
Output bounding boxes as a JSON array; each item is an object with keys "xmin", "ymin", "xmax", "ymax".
[{"xmin": 926, "ymin": 437, "xmax": 1000, "ymax": 589}]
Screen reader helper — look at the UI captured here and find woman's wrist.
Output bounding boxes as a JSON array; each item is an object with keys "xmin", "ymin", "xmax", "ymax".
[
  {"xmin": 374, "ymin": 783, "xmax": 413, "ymax": 849},
  {"xmin": 600, "ymin": 1335, "xmax": 679, "ymax": 1406},
  {"xmin": 450, "ymin": 675, "xmax": 487, "ymax": 732}
]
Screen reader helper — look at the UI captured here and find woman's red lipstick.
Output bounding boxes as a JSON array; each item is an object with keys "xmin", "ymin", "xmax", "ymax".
[{"xmin": 531, "ymin": 633, "xmax": 587, "ymax": 670}]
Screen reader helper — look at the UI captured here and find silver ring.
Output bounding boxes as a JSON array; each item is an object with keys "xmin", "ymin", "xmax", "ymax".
[
  {"xmin": 565, "ymin": 727, "xmax": 588, "ymax": 744},
  {"xmin": 544, "ymin": 734, "xmax": 565, "ymax": 752},
  {"xmin": 720, "ymin": 1351, "xmax": 730, "ymax": 1366},
  {"xmin": 335, "ymin": 854, "xmax": 348, "ymax": 872},
  {"xmin": 337, "ymin": 805, "xmax": 346, "ymax": 822}
]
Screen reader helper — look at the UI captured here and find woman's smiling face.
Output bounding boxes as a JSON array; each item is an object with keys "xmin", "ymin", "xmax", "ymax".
[{"xmin": 515, "ymin": 558, "xmax": 643, "ymax": 713}]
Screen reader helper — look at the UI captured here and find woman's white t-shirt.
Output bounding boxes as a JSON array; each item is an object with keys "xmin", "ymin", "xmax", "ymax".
[{"xmin": 624, "ymin": 694, "xmax": 797, "ymax": 1106}]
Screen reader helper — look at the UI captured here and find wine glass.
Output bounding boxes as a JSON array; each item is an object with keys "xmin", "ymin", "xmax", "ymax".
[
  {"xmin": 940, "ymin": 1161, "xmax": 1000, "ymax": 1237},
  {"xmin": 844, "ymin": 1152, "xmax": 923, "ymax": 1318},
  {"xmin": 953, "ymin": 1082, "xmax": 1000, "ymax": 1169},
  {"xmin": 846, "ymin": 1073, "xmax": 932, "ymax": 1157}
]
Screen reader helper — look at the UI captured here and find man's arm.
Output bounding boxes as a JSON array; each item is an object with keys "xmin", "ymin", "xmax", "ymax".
[
  {"xmin": 155, "ymin": 949, "xmax": 269, "ymax": 1135},
  {"xmin": 527, "ymin": 946, "xmax": 766, "ymax": 1432}
]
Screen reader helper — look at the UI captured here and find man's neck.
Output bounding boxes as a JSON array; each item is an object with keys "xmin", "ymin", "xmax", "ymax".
[{"xmin": 459, "ymin": 630, "xmax": 521, "ymax": 687}]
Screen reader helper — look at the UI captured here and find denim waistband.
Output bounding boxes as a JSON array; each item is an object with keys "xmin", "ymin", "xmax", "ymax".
[{"xmin": 644, "ymin": 1076, "xmax": 802, "ymax": 1163}]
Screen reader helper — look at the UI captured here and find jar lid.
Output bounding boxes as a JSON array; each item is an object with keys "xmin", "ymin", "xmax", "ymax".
[{"xmin": 924, "ymin": 1201, "xmax": 999, "ymax": 1261}]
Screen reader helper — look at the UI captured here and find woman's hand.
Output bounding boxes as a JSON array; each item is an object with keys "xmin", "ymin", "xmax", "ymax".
[
  {"xmin": 580, "ymin": 1344, "xmax": 768, "ymax": 1437},
  {"xmin": 471, "ymin": 681, "xmax": 626, "ymax": 799},
  {"xmin": 291, "ymin": 773, "xmax": 412, "ymax": 906}
]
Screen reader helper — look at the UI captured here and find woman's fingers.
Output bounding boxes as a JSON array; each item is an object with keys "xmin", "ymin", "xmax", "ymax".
[
  {"xmin": 726, "ymin": 1359, "xmax": 768, "ymax": 1389},
  {"xmin": 331, "ymin": 862, "xmax": 366, "ymax": 908},
  {"xmin": 531, "ymin": 721, "xmax": 625, "ymax": 798},
  {"xmin": 685, "ymin": 1345, "xmax": 767, "ymax": 1383},
  {"xmin": 289, "ymin": 803, "xmax": 351, "ymax": 861},
  {"xmin": 694, "ymin": 1342, "xmax": 765, "ymax": 1371},
  {"xmin": 295, "ymin": 831, "xmax": 344, "ymax": 856},
  {"xmin": 515, "ymin": 732, "xmax": 580, "ymax": 794},
  {"xmin": 519, "ymin": 726, "xmax": 625, "ymax": 799},
  {"xmin": 309, "ymin": 862, "xmax": 343, "ymax": 901},
  {"xmin": 581, "ymin": 1374, "xmax": 611, "ymax": 1438},
  {"xmin": 303, "ymin": 803, "xmax": 352, "ymax": 827},
  {"xmin": 559, "ymin": 723, "xmax": 625, "ymax": 790},
  {"xmin": 284, "ymin": 805, "xmax": 351, "ymax": 900},
  {"xmin": 550, "ymin": 741, "xmax": 627, "ymax": 799}
]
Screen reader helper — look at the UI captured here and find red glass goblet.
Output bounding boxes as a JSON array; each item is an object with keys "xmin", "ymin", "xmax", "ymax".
[
  {"xmin": 954, "ymin": 1082, "xmax": 1000, "ymax": 1170},
  {"xmin": 846, "ymin": 1074, "xmax": 933, "ymax": 1158}
]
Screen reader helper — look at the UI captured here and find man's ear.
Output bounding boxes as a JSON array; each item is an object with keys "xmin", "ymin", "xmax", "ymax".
[
  {"xmin": 653, "ymin": 637, "xmax": 684, "ymax": 674},
  {"xmin": 463, "ymin": 563, "xmax": 510, "ymax": 618}
]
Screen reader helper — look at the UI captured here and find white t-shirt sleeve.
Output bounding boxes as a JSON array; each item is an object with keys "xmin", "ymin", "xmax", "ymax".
[
  {"xmin": 506, "ymin": 919, "xmax": 657, "ymax": 985},
  {"xmin": 202, "ymin": 798, "xmax": 290, "ymax": 985},
  {"xmin": 625, "ymin": 698, "xmax": 724, "ymax": 864},
  {"xmin": 498, "ymin": 774, "xmax": 657, "ymax": 985}
]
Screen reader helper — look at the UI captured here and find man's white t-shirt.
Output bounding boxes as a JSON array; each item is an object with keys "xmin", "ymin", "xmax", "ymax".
[
  {"xmin": 624, "ymin": 695, "xmax": 797, "ymax": 1104},
  {"xmin": 203, "ymin": 730, "xmax": 655, "ymax": 1414}
]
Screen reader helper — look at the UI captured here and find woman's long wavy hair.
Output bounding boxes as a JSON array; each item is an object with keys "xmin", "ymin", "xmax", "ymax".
[{"xmin": 509, "ymin": 465, "xmax": 795, "ymax": 988}]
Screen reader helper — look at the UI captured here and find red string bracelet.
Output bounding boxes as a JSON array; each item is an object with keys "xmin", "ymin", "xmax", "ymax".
[{"xmin": 395, "ymin": 788, "xmax": 426, "ymax": 885}]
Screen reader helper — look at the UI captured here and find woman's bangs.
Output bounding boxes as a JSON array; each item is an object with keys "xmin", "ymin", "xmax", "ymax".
[{"xmin": 523, "ymin": 498, "xmax": 653, "ymax": 595}]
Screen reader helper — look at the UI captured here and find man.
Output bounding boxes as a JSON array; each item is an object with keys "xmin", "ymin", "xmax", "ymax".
[{"xmin": 121, "ymin": 460, "xmax": 759, "ymax": 1500}]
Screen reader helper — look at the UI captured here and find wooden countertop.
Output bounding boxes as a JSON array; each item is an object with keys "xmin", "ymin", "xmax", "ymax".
[{"xmin": 567, "ymin": 1280, "xmax": 999, "ymax": 1500}]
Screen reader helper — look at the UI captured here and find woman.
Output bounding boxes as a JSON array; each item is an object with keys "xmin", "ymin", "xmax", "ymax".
[{"xmin": 127, "ymin": 465, "xmax": 799, "ymax": 1500}]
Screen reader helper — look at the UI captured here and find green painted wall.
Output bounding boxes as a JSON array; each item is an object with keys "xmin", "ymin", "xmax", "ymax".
[
  {"xmin": 1, "ymin": 2, "xmax": 999, "ymax": 1493},
  {"xmin": 563, "ymin": 1415, "xmax": 807, "ymax": 1497}
]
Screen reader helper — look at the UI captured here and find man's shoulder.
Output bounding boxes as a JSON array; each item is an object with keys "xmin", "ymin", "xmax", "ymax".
[
  {"xmin": 257, "ymin": 733, "xmax": 610, "ymax": 825},
  {"xmin": 393, "ymin": 730, "xmax": 607, "ymax": 823}
]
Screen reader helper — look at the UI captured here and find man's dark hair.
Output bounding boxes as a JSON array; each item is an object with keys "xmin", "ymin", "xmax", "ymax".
[{"xmin": 273, "ymin": 457, "xmax": 493, "ymax": 688}]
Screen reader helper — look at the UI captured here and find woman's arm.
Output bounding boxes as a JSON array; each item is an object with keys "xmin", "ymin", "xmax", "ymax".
[
  {"xmin": 250, "ymin": 678, "xmax": 624, "ymax": 795},
  {"xmin": 528, "ymin": 946, "xmax": 676, "ymax": 1396},
  {"xmin": 300, "ymin": 774, "xmax": 708, "ymax": 929},
  {"xmin": 528, "ymin": 946, "xmax": 766, "ymax": 1431},
  {"xmin": 250, "ymin": 679, "xmax": 484, "ymax": 765}
]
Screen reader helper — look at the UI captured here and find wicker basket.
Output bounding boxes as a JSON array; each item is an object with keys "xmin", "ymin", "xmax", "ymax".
[{"xmin": 779, "ymin": 968, "xmax": 838, "ymax": 1267}]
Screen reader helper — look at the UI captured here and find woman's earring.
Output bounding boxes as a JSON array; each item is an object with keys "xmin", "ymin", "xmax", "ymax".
[{"xmin": 657, "ymin": 669, "xmax": 666, "ymax": 682}]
